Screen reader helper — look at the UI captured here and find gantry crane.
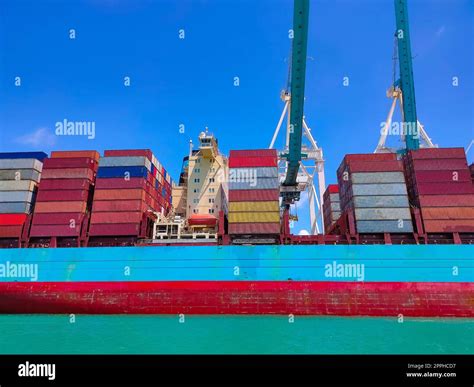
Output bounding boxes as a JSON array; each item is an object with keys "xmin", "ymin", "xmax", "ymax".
[
  {"xmin": 375, "ymin": 0, "xmax": 436, "ymax": 153},
  {"xmin": 269, "ymin": 0, "xmax": 326, "ymax": 234}
]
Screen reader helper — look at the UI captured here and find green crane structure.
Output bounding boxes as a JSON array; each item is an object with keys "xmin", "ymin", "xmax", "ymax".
[
  {"xmin": 394, "ymin": 0, "xmax": 420, "ymax": 150},
  {"xmin": 281, "ymin": 0, "xmax": 310, "ymax": 204}
]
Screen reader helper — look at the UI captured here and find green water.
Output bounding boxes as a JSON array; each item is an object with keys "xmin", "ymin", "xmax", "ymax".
[{"xmin": 0, "ymin": 315, "xmax": 472, "ymax": 354}]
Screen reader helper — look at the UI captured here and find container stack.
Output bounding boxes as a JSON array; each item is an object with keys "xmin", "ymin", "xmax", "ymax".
[
  {"xmin": 404, "ymin": 148, "xmax": 474, "ymax": 233},
  {"xmin": 29, "ymin": 151, "xmax": 99, "ymax": 241},
  {"xmin": 155, "ymin": 154, "xmax": 173, "ymax": 214},
  {"xmin": 0, "ymin": 152, "xmax": 47, "ymax": 243},
  {"xmin": 323, "ymin": 184, "xmax": 341, "ymax": 233},
  {"xmin": 89, "ymin": 149, "xmax": 170, "ymax": 238},
  {"xmin": 227, "ymin": 149, "xmax": 280, "ymax": 235},
  {"xmin": 337, "ymin": 153, "xmax": 413, "ymax": 233}
]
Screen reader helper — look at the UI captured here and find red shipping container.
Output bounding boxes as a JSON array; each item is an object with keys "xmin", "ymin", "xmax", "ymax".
[
  {"xmin": 229, "ymin": 156, "xmax": 278, "ymax": 168},
  {"xmin": 229, "ymin": 149, "xmax": 277, "ymax": 158},
  {"xmin": 343, "ymin": 153, "xmax": 397, "ymax": 163},
  {"xmin": 92, "ymin": 200, "xmax": 148, "ymax": 212},
  {"xmin": 88, "ymin": 223, "xmax": 141, "ymax": 236},
  {"xmin": 228, "ymin": 223, "xmax": 280, "ymax": 234},
  {"xmin": 29, "ymin": 224, "xmax": 81, "ymax": 237},
  {"xmin": 90, "ymin": 212, "xmax": 142, "ymax": 224},
  {"xmin": 409, "ymin": 158, "xmax": 468, "ymax": 171},
  {"xmin": 323, "ymin": 184, "xmax": 339, "ymax": 200},
  {"xmin": 408, "ymin": 148, "xmax": 466, "ymax": 160},
  {"xmin": 145, "ymin": 193, "xmax": 155, "ymax": 209},
  {"xmin": 32, "ymin": 213, "xmax": 84, "ymax": 225},
  {"xmin": 41, "ymin": 168, "xmax": 94, "ymax": 180},
  {"xmin": 34, "ymin": 201, "xmax": 87, "ymax": 213},
  {"xmin": 326, "ymin": 184, "xmax": 339, "ymax": 193},
  {"xmin": 338, "ymin": 161, "xmax": 404, "ymax": 174},
  {"xmin": 0, "ymin": 214, "xmax": 27, "ymax": 226},
  {"xmin": 43, "ymin": 157, "xmax": 98, "ymax": 170},
  {"xmin": 229, "ymin": 189, "xmax": 280, "ymax": 202},
  {"xmin": 415, "ymin": 182, "xmax": 473, "ymax": 195},
  {"xmin": 423, "ymin": 220, "xmax": 474, "ymax": 233},
  {"xmin": 39, "ymin": 178, "xmax": 91, "ymax": 191},
  {"xmin": 410, "ymin": 170, "xmax": 471, "ymax": 183},
  {"xmin": 36, "ymin": 189, "xmax": 89, "ymax": 202},
  {"xmin": 94, "ymin": 189, "xmax": 146, "ymax": 201},
  {"xmin": 0, "ymin": 225, "xmax": 23, "ymax": 238},
  {"xmin": 51, "ymin": 150, "xmax": 100, "ymax": 162},
  {"xmin": 95, "ymin": 177, "xmax": 148, "ymax": 190},
  {"xmin": 418, "ymin": 195, "xmax": 474, "ymax": 207},
  {"xmin": 104, "ymin": 149, "xmax": 153, "ymax": 162},
  {"xmin": 145, "ymin": 184, "xmax": 155, "ymax": 199}
]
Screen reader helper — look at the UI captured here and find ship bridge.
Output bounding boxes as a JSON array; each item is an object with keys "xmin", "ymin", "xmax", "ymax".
[{"xmin": 198, "ymin": 129, "xmax": 218, "ymax": 159}]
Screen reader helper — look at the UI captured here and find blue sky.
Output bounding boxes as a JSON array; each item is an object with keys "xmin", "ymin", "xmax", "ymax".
[{"xmin": 0, "ymin": 0, "xmax": 473, "ymax": 232}]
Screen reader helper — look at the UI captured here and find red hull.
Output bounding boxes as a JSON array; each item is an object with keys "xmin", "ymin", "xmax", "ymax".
[{"xmin": 0, "ymin": 281, "xmax": 472, "ymax": 316}]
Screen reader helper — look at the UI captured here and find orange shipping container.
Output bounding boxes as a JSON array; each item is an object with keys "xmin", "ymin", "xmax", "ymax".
[
  {"xmin": 51, "ymin": 150, "xmax": 100, "ymax": 162},
  {"xmin": 92, "ymin": 200, "xmax": 148, "ymax": 212},
  {"xmin": 90, "ymin": 211, "xmax": 143, "ymax": 224},
  {"xmin": 421, "ymin": 207, "xmax": 474, "ymax": 220},
  {"xmin": 34, "ymin": 201, "xmax": 87, "ymax": 213},
  {"xmin": 0, "ymin": 225, "xmax": 23, "ymax": 238},
  {"xmin": 418, "ymin": 194, "xmax": 474, "ymax": 207},
  {"xmin": 93, "ymin": 189, "xmax": 146, "ymax": 201},
  {"xmin": 41, "ymin": 168, "xmax": 94, "ymax": 180},
  {"xmin": 423, "ymin": 220, "xmax": 474, "ymax": 233}
]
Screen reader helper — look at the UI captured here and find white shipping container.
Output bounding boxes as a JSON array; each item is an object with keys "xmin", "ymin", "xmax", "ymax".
[
  {"xmin": 0, "ymin": 159, "xmax": 43, "ymax": 171},
  {"xmin": 99, "ymin": 156, "xmax": 151, "ymax": 171},
  {"xmin": 0, "ymin": 190, "xmax": 34, "ymax": 203},
  {"xmin": 229, "ymin": 177, "xmax": 279, "ymax": 190},
  {"xmin": 351, "ymin": 172, "xmax": 405, "ymax": 184},
  {"xmin": 355, "ymin": 207, "xmax": 411, "ymax": 221},
  {"xmin": 0, "ymin": 202, "xmax": 32, "ymax": 213},
  {"xmin": 353, "ymin": 195, "xmax": 410, "ymax": 208},
  {"xmin": 351, "ymin": 183, "xmax": 408, "ymax": 196},
  {"xmin": 356, "ymin": 220, "xmax": 413, "ymax": 233},
  {"xmin": 0, "ymin": 180, "xmax": 36, "ymax": 191},
  {"xmin": 0, "ymin": 169, "xmax": 41, "ymax": 182}
]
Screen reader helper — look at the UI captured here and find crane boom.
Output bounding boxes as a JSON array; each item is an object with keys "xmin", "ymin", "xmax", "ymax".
[
  {"xmin": 283, "ymin": 0, "xmax": 310, "ymax": 187},
  {"xmin": 394, "ymin": 0, "xmax": 420, "ymax": 150}
]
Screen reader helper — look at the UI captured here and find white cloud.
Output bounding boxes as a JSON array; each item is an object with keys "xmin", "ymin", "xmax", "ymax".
[
  {"xmin": 436, "ymin": 25, "xmax": 445, "ymax": 38},
  {"xmin": 15, "ymin": 128, "xmax": 56, "ymax": 147}
]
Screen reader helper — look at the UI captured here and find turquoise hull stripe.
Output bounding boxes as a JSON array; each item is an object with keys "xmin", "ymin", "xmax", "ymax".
[{"xmin": 0, "ymin": 245, "xmax": 472, "ymax": 282}]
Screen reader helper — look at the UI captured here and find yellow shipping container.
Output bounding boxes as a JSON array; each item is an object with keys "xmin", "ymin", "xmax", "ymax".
[
  {"xmin": 228, "ymin": 211, "xmax": 280, "ymax": 223},
  {"xmin": 229, "ymin": 201, "xmax": 279, "ymax": 212}
]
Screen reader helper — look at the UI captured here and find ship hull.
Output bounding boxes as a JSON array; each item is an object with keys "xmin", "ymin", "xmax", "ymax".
[
  {"xmin": 0, "ymin": 244, "xmax": 473, "ymax": 316},
  {"xmin": 0, "ymin": 281, "xmax": 473, "ymax": 316}
]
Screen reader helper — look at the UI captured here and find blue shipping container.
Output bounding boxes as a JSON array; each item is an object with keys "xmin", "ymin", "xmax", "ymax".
[
  {"xmin": 0, "ymin": 152, "xmax": 48, "ymax": 161},
  {"xmin": 97, "ymin": 166, "xmax": 148, "ymax": 179}
]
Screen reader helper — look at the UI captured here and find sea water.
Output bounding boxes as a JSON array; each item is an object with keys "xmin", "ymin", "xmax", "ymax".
[{"xmin": 0, "ymin": 315, "xmax": 472, "ymax": 354}]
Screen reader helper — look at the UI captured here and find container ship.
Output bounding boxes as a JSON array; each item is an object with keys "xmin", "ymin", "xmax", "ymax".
[{"xmin": 0, "ymin": 0, "xmax": 473, "ymax": 316}]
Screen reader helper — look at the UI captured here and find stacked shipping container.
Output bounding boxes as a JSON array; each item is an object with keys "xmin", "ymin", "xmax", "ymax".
[
  {"xmin": 227, "ymin": 149, "xmax": 280, "ymax": 235},
  {"xmin": 337, "ymin": 153, "xmax": 413, "ymax": 233},
  {"xmin": 404, "ymin": 148, "xmax": 474, "ymax": 233},
  {"xmin": 89, "ymin": 149, "xmax": 171, "ymax": 237},
  {"xmin": 323, "ymin": 184, "xmax": 341, "ymax": 233},
  {"xmin": 30, "ymin": 151, "xmax": 99, "ymax": 239},
  {"xmin": 0, "ymin": 152, "xmax": 47, "ymax": 241}
]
